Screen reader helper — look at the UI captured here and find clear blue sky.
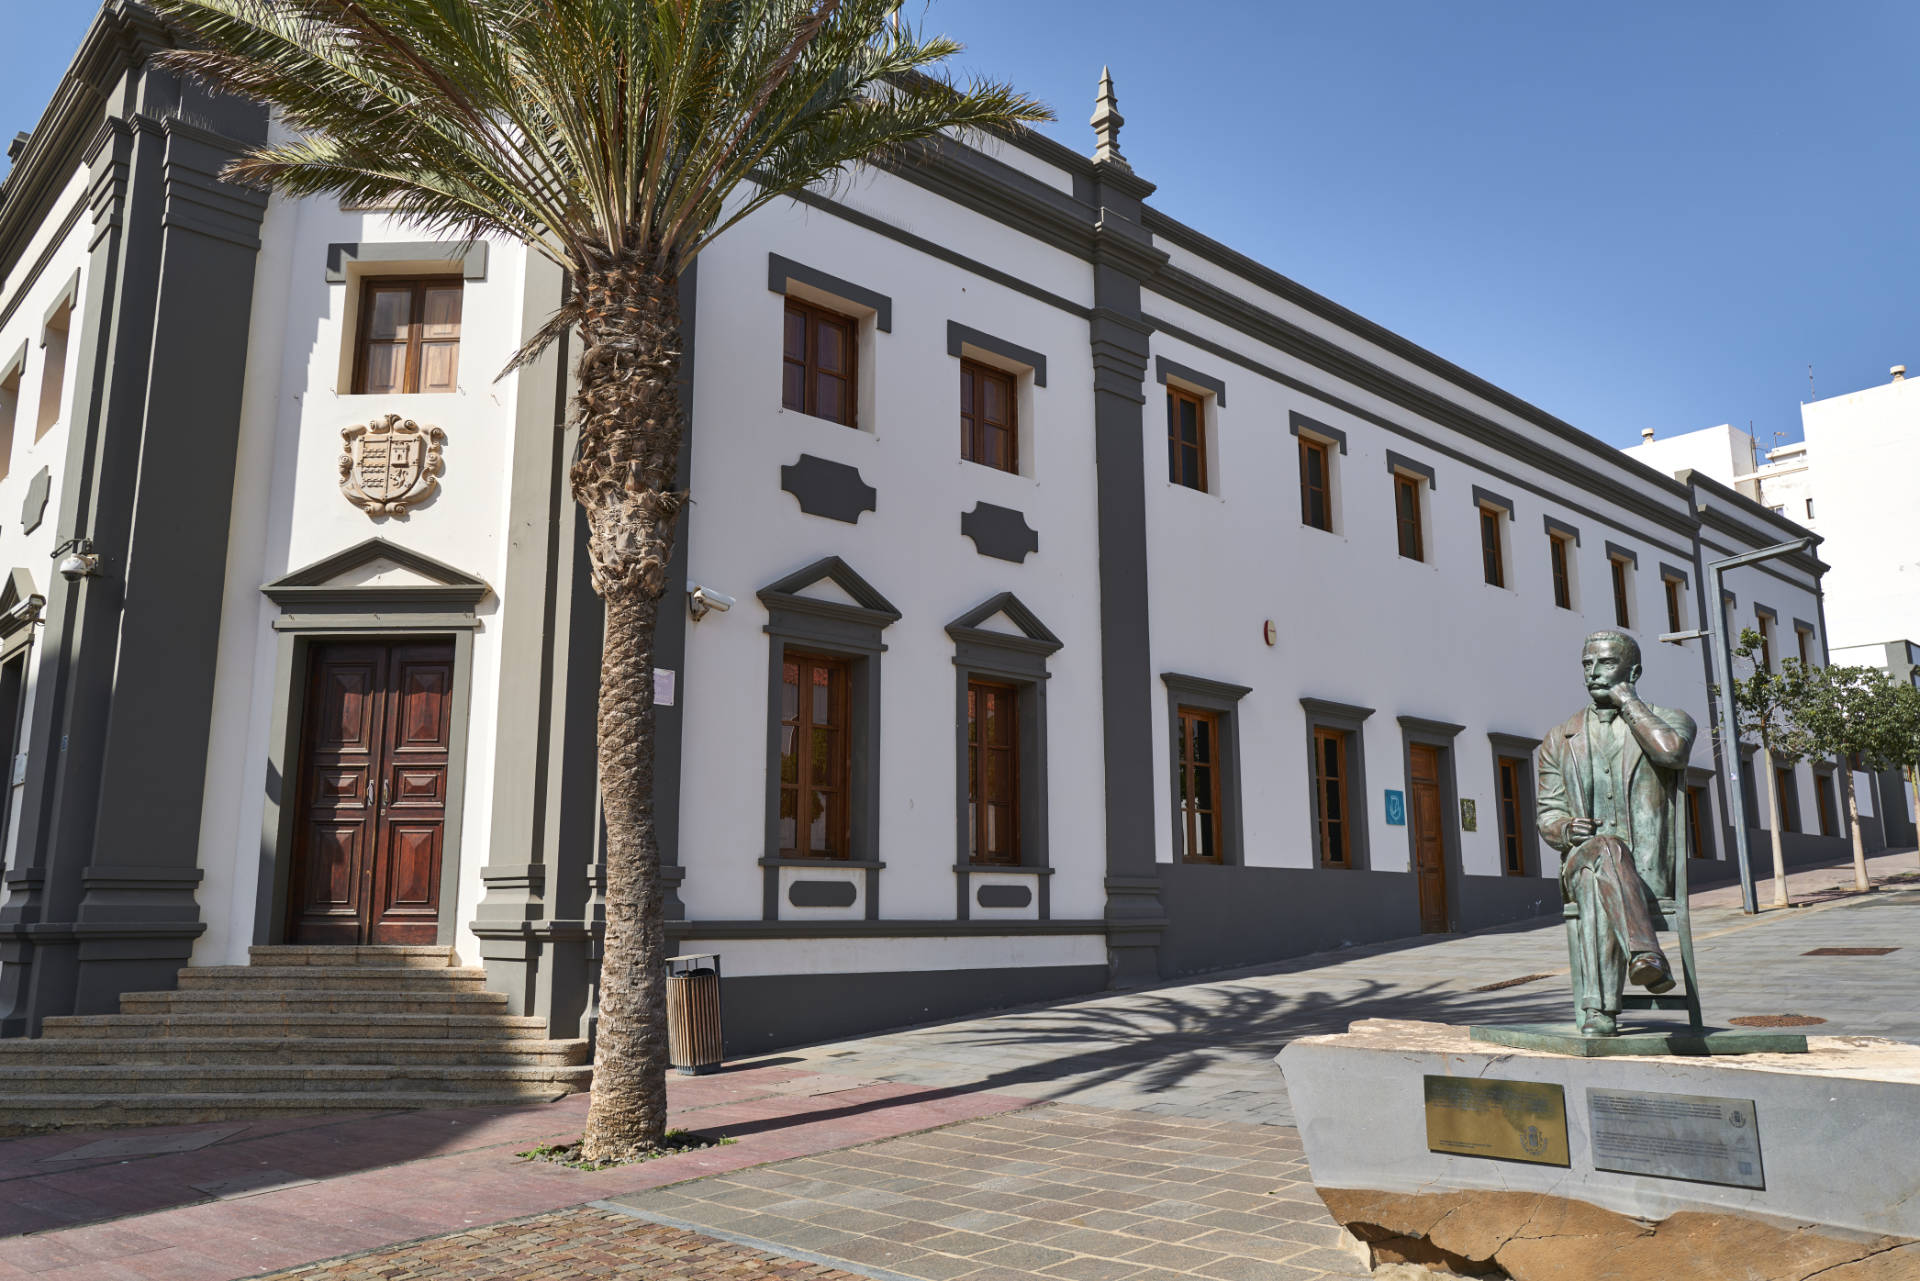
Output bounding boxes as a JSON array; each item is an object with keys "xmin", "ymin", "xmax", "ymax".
[{"xmin": 6, "ymin": 2, "xmax": 1913, "ymax": 451}]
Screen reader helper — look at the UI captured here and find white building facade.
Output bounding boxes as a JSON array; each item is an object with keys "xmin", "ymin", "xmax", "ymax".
[{"xmin": 0, "ymin": 5, "xmax": 1844, "ymax": 1048}]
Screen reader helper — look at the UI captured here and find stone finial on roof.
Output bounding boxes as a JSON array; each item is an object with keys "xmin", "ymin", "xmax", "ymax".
[{"xmin": 1090, "ymin": 67, "xmax": 1128, "ymax": 169}]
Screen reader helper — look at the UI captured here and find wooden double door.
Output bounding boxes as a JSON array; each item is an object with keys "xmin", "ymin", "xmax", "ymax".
[
  {"xmin": 1410, "ymin": 743, "xmax": 1450, "ymax": 934},
  {"xmin": 287, "ymin": 639, "xmax": 454, "ymax": 944}
]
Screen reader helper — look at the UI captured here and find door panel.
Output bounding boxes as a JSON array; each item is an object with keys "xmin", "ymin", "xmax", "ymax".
[
  {"xmin": 1411, "ymin": 744, "xmax": 1449, "ymax": 934},
  {"xmin": 288, "ymin": 639, "xmax": 454, "ymax": 945}
]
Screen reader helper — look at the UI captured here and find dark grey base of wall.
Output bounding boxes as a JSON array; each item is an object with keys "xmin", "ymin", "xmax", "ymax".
[
  {"xmin": 1452, "ymin": 873, "xmax": 1561, "ymax": 934},
  {"xmin": 1155, "ymin": 863, "xmax": 1431, "ymax": 978},
  {"xmin": 717, "ymin": 963, "xmax": 1109, "ymax": 1054}
]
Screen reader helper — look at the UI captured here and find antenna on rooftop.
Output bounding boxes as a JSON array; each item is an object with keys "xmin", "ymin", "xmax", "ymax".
[{"xmin": 1807, "ymin": 364, "xmax": 1815, "ymax": 402}]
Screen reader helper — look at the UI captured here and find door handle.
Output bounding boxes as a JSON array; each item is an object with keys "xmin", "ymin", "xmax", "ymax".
[{"xmin": 381, "ymin": 778, "xmax": 392, "ymax": 812}]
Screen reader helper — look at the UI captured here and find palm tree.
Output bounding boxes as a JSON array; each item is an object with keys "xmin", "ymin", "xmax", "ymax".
[{"xmin": 149, "ymin": 0, "xmax": 1048, "ymax": 1161}]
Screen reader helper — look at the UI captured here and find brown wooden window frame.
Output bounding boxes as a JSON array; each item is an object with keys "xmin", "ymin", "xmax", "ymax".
[
  {"xmin": 966, "ymin": 678, "xmax": 1021, "ymax": 866},
  {"xmin": 1393, "ymin": 472, "xmax": 1425, "ymax": 562},
  {"xmin": 1314, "ymin": 726, "xmax": 1352, "ymax": 868},
  {"xmin": 1300, "ymin": 435, "xmax": 1332, "ymax": 531},
  {"xmin": 1796, "ymin": 626, "xmax": 1813, "ymax": 668},
  {"xmin": 1496, "ymin": 755, "xmax": 1528, "ymax": 876},
  {"xmin": 1166, "ymin": 385, "xmax": 1208, "ymax": 492},
  {"xmin": 1757, "ymin": 616, "xmax": 1774, "ymax": 671},
  {"xmin": 1664, "ymin": 576, "xmax": 1685, "ymax": 637},
  {"xmin": 1774, "ymin": 764, "xmax": 1800, "ymax": 833},
  {"xmin": 1175, "ymin": 705, "xmax": 1225, "ymax": 864},
  {"xmin": 1813, "ymin": 771, "xmax": 1836, "ymax": 838},
  {"xmin": 352, "ymin": 275, "xmax": 464, "ymax": 396},
  {"xmin": 1479, "ymin": 505, "xmax": 1506, "ymax": 587},
  {"xmin": 778, "ymin": 650, "xmax": 853, "ymax": 860},
  {"xmin": 1610, "ymin": 556, "xmax": 1632, "ymax": 629},
  {"xmin": 1687, "ymin": 785, "xmax": 1709, "ymax": 860},
  {"xmin": 782, "ymin": 296, "xmax": 860, "ymax": 428},
  {"xmin": 960, "ymin": 358, "xmax": 1018, "ymax": 474},
  {"xmin": 1549, "ymin": 534, "xmax": 1573, "ymax": 610}
]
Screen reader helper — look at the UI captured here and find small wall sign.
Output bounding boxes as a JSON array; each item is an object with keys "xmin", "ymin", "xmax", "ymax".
[
  {"xmin": 1384, "ymin": 790, "xmax": 1406, "ymax": 826},
  {"xmin": 653, "ymin": 668, "xmax": 677, "ymax": 707},
  {"xmin": 1460, "ymin": 798, "xmax": 1478, "ymax": 831}
]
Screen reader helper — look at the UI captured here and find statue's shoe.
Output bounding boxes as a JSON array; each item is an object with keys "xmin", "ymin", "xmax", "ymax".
[
  {"xmin": 1580, "ymin": 1011, "xmax": 1618, "ymax": 1037},
  {"xmin": 1629, "ymin": 951, "xmax": 1677, "ymax": 994}
]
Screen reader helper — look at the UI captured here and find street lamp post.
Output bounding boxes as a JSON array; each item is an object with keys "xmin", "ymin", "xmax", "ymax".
[{"xmin": 1661, "ymin": 537, "xmax": 1816, "ymax": 916}]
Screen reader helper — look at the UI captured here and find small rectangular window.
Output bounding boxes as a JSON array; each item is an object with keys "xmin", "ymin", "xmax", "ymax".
[
  {"xmin": 1496, "ymin": 756, "xmax": 1527, "ymax": 875},
  {"xmin": 1175, "ymin": 706, "xmax": 1222, "ymax": 862},
  {"xmin": 1813, "ymin": 773, "xmax": 1835, "ymax": 837},
  {"xmin": 1687, "ymin": 786, "xmax": 1708, "ymax": 859},
  {"xmin": 1796, "ymin": 628, "xmax": 1811, "ymax": 668},
  {"xmin": 960, "ymin": 359, "xmax": 1017, "ymax": 473},
  {"xmin": 1167, "ymin": 387, "xmax": 1207, "ymax": 491},
  {"xmin": 37, "ymin": 298, "xmax": 71, "ymax": 438},
  {"xmin": 1314, "ymin": 726, "xmax": 1350, "ymax": 867},
  {"xmin": 1394, "ymin": 474, "xmax": 1424, "ymax": 561},
  {"xmin": 778, "ymin": 652, "xmax": 850, "ymax": 858},
  {"xmin": 354, "ymin": 277, "xmax": 462, "ymax": 395},
  {"xmin": 1757, "ymin": 617, "xmax": 1773, "ymax": 670},
  {"xmin": 1805, "ymin": 497, "xmax": 1815, "ymax": 519},
  {"xmin": 1299, "ymin": 436, "xmax": 1331, "ymax": 531},
  {"xmin": 1480, "ymin": 506, "xmax": 1505, "ymax": 587},
  {"xmin": 1774, "ymin": 766, "xmax": 1799, "ymax": 833},
  {"xmin": 782, "ymin": 297, "xmax": 858, "ymax": 426},
  {"xmin": 0, "ymin": 360, "xmax": 19, "ymax": 481},
  {"xmin": 967, "ymin": 680, "xmax": 1020, "ymax": 866},
  {"xmin": 1549, "ymin": 535, "xmax": 1572, "ymax": 610},
  {"xmin": 1664, "ymin": 577, "xmax": 1684, "ymax": 636},
  {"xmin": 1610, "ymin": 557, "xmax": 1631, "ymax": 628}
]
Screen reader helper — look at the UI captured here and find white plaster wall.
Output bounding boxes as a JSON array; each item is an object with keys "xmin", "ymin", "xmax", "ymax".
[
  {"xmin": 672, "ymin": 189, "xmax": 1109, "ymax": 934},
  {"xmin": 194, "ymin": 192, "xmax": 539, "ymax": 966},
  {"xmin": 0, "ymin": 168, "xmax": 93, "ymax": 893},
  {"xmin": 1621, "ymin": 423, "xmax": 1758, "ymax": 487},
  {"xmin": 1799, "ymin": 376, "xmax": 1920, "ymax": 650}
]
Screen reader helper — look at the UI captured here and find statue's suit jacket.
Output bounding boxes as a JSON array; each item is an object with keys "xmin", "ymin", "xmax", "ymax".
[{"xmin": 1536, "ymin": 703, "xmax": 1697, "ymax": 900}]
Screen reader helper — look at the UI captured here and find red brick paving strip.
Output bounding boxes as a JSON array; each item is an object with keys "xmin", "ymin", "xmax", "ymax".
[{"xmin": 259, "ymin": 1208, "xmax": 877, "ymax": 1280}]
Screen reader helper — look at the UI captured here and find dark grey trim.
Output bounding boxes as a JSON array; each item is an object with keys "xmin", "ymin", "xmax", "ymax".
[
  {"xmin": 1604, "ymin": 541, "xmax": 1639, "ymax": 568},
  {"xmin": 767, "ymin": 253, "xmax": 892, "ymax": 332},
  {"xmin": 1472, "ymin": 485, "xmax": 1514, "ymax": 517},
  {"xmin": 947, "ymin": 321, "xmax": 1048, "ymax": 387},
  {"xmin": 673, "ymin": 918, "xmax": 1104, "ymax": 939},
  {"xmin": 759, "ymin": 558, "xmax": 897, "ymax": 919},
  {"xmin": 949, "ymin": 592, "xmax": 1060, "ymax": 919},
  {"xmin": 40, "ymin": 270, "xmax": 80, "ymax": 333},
  {"xmin": 1301, "ymin": 697, "xmax": 1374, "ymax": 871},
  {"xmin": 0, "ymin": 341, "xmax": 25, "ymax": 383},
  {"xmin": 1793, "ymin": 617, "xmax": 1817, "ymax": 640},
  {"xmin": 788, "ymin": 880, "xmax": 858, "ymax": 909},
  {"xmin": 976, "ymin": 883, "xmax": 1032, "ymax": 909},
  {"xmin": 1399, "ymin": 719, "xmax": 1465, "ymax": 932},
  {"xmin": 1144, "ymin": 315, "xmax": 1697, "ymax": 563},
  {"xmin": 0, "ymin": 569, "xmax": 45, "ymax": 662},
  {"xmin": 1487, "ymin": 733, "xmax": 1543, "ymax": 878},
  {"xmin": 1154, "ymin": 355, "xmax": 1227, "ymax": 406},
  {"xmin": 960, "ymin": 502, "xmax": 1038, "ymax": 563},
  {"xmin": 1722, "ymin": 589, "xmax": 1737, "ymax": 608},
  {"xmin": 263, "ymin": 537, "xmax": 491, "ymax": 616},
  {"xmin": 20, "ymin": 468, "xmax": 50, "ymax": 535},
  {"xmin": 0, "ymin": 200, "xmax": 86, "ymax": 334},
  {"xmin": 1754, "ymin": 602, "xmax": 1778, "ymax": 621},
  {"xmin": 780, "ymin": 454, "xmax": 876, "ymax": 525},
  {"xmin": 1659, "ymin": 561, "xmax": 1691, "ymax": 588},
  {"xmin": 1385, "ymin": 450, "xmax": 1435, "ymax": 488},
  {"xmin": 1289, "ymin": 411, "xmax": 1347, "ymax": 453},
  {"xmin": 324, "ymin": 240, "xmax": 487, "ymax": 282},
  {"xmin": 1544, "ymin": 515, "xmax": 1581, "ymax": 546},
  {"xmin": 1162, "ymin": 673, "xmax": 1249, "ymax": 868},
  {"xmin": 1696, "ymin": 531, "xmax": 1826, "ymax": 597},
  {"xmin": 1678, "ymin": 470, "xmax": 1825, "ymax": 577}
]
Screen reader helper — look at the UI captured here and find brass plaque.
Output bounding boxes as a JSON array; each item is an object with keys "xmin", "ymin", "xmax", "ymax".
[{"xmin": 1424, "ymin": 1075, "xmax": 1569, "ymax": 1166}]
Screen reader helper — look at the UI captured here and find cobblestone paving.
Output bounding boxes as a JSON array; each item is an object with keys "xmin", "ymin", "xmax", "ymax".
[
  {"xmin": 609, "ymin": 1104, "xmax": 1366, "ymax": 1281},
  {"xmin": 257, "ymin": 1208, "xmax": 877, "ymax": 1279}
]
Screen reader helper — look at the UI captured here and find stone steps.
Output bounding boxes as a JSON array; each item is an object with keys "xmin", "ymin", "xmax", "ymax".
[
  {"xmin": 0, "ymin": 945, "xmax": 592, "ymax": 1134},
  {"xmin": 0, "ymin": 1036, "xmax": 587, "ymax": 1067}
]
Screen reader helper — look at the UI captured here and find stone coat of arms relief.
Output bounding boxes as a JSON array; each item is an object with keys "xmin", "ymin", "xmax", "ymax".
[{"xmin": 339, "ymin": 414, "xmax": 446, "ymax": 517}]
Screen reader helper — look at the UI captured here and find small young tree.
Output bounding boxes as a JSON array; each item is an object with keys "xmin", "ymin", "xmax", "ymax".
[
  {"xmin": 1794, "ymin": 665, "xmax": 1911, "ymax": 892},
  {"xmin": 1718, "ymin": 628, "xmax": 1815, "ymax": 908}
]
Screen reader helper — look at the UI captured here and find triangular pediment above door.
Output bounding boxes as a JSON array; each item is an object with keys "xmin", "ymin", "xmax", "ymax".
[{"xmin": 264, "ymin": 538, "xmax": 490, "ymax": 610}]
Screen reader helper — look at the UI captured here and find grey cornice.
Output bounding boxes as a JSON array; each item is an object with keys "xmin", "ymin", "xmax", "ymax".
[
  {"xmin": 757, "ymin": 857, "xmax": 886, "ymax": 870},
  {"xmin": 325, "ymin": 240, "xmax": 488, "ymax": 282},
  {"xmin": 1162, "ymin": 672, "xmax": 1252, "ymax": 703},
  {"xmin": 1141, "ymin": 272, "xmax": 1698, "ymax": 542},
  {"xmin": 1472, "ymin": 485, "xmax": 1514, "ymax": 517},
  {"xmin": 1300, "ymin": 697, "xmax": 1375, "ymax": 722},
  {"xmin": 1154, "ymin": 356, "xmax": 1227, "ymax": 406},
  {"xmin": 877, "ymin": 134, "xmax": 1098, "ymax": 263},
  {"xmin": 1544, "ymin": 515, "xmax": 1581, "ymax": 546},
  {"xmin": 947, "ymin": 322, "xmax": 1048, "ymax": 387},
  {"xmin": 757, "ymin": 555, "xmax": 902, "ymax": 624},
  {"xmin": 1093, "ymin": 211, "xmax": 1170, "ymax": 281},
  {"xmin": 267, "ymin": 536, "xmax": 488, "ymax": 592},
  {"xmin": 1678, "ymin": 469, "xmax": 1827, "ymax": 577},
  {"xmin": 669, "ymin": 918, "xmax": 1105, "ymax": 939},
  {"xmin": 1792, "ymin": 617, "xmax": 1817, "ymax": 636},
  {"xmin": 1290, "ymin": 411, "xmax": 1347, "ymax": 453},
  {"xmin": 767, "ymin": 253, "xmax": 892, "ymax": 331},
  {"xmin": 0, "ymin": 198, "xmax": 85, "ymax": 333},
  {"xmin": 1385, "ymin": 450, "xmax": 1435, "ymax": 488},
  {"xmin": 1754, "ymin": 603, "xmax": 1778, "ymax": 621},
  {"xmin": 0, "ymin": 340, "xmax": 25, "ymax": 381},
  {"xmin": 947, "ymin": 591, "xmax": 1063, "ymax": 653},
  {"xmin": 1488, "ymin": 731, "xmax": 1543, "ymax": 753},
  {"xmin": 1659, "ymin": 561, "xmax": 1691, "ymax": 587},
  {"xmin": 1398, "ymin": 715, "xmax": 1467, "ymax": 739},
  {"xmin": 264, "ymin": 585, "xmax": 488, "ymax": 616},
  {"xmin": 1604, "ymin": 540, "xmax": 1639, "ymax": 568}
]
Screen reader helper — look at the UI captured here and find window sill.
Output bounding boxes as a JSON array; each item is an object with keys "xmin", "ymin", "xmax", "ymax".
[
  {"xmin": 953, "ymin": 864, "xmax": 1054, "ymax": 875},
  {"xmin": 758, "ymin": 856, "xmax": 885, "ymax": 869}
]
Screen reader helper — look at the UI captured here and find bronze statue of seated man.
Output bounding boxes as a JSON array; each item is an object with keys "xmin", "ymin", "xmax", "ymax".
[{"xmin": 1537, "ymin": 630, "xmax": 1697, "ymax": 1037}]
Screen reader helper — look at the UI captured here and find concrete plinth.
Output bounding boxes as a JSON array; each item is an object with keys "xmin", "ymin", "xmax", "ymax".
[{"xmin": 1278, "ymin": 1019, "xmax": 1920, "ymax": 1278}]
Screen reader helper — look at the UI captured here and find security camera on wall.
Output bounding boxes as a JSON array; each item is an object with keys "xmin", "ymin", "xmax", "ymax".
[{"xmin": 688, "ymin": 585, "xmax": 735, "ymax": 621}]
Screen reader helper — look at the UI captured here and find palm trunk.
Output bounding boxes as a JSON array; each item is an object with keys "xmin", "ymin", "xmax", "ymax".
[
  {"xmin": 1842, "ymin": 764, "xmax": 1869, "ymax": 893},
  {"xmin": 569, "ymin": 257, "xmax": 687, "ymax": 1163},
  {"xmin": 1762, "ymin": 745, "xmax": 1789, "ymax": 908}
]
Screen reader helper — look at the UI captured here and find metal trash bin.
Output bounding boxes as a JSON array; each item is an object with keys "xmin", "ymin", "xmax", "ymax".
[{"xmin": 666, "ymin": 953, "xmax": 724, "ymax": 1075}]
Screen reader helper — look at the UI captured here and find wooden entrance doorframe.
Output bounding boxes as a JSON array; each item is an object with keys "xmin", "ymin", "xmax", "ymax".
[
  {"xmin": 256, "ymin": 539, "xmax": 488, "ymax": 948},
  {"xmin": 1397, "ymin": 716, "xmax": 1466, "ymax": 935}
]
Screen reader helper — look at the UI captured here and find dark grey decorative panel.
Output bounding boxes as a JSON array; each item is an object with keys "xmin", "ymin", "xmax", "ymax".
[
  {"xmin": 789, "ymin": 879, "xmax": 858, "ymax": 908},
  {"xmin": 781, "ymin": 454, "xmax": 876, "ymax": 525},
  {"xmin": 961, "ymin": 502, "xmax": 1038, "ymax": 563},
  {"xmin": 21, "ymin": 467, "xmax": 50, "ymax": 535},
  {"xmin": 976, "ymin": 882, "xmax": 1033, "ymax": 909}
]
